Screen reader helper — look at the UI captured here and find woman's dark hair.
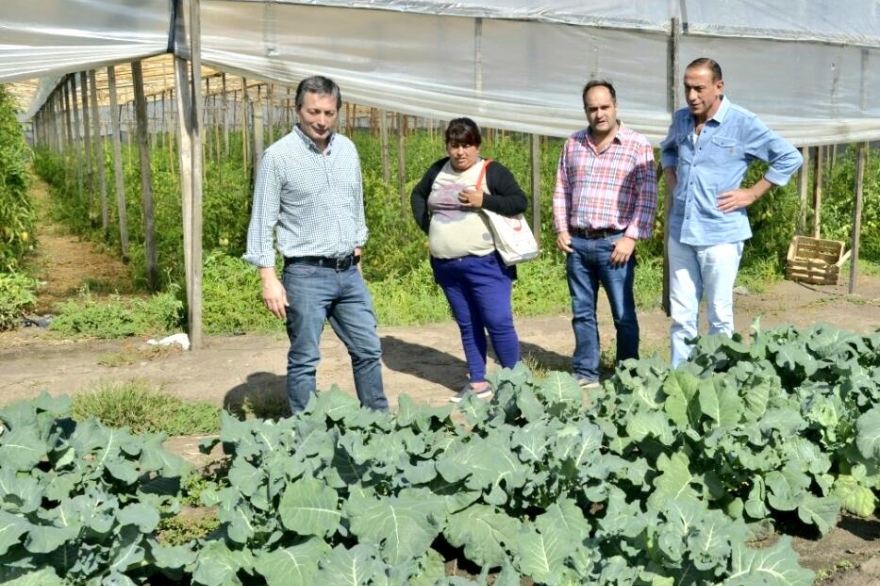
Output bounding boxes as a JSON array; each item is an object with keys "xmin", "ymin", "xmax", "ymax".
[{"xmin": 445, "ymin": 117, "xmax": 482, "ymax": 147}]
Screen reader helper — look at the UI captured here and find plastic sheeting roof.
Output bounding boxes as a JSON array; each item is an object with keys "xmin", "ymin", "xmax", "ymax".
[{"xmin": 2, "ymin": 0, "xmax": 879, "ymax": 145}]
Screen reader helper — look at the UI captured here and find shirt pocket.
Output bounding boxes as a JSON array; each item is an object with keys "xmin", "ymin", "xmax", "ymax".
[{"xmin": 709, "ymin": 135, "xmax": 741, "ymax": 158}]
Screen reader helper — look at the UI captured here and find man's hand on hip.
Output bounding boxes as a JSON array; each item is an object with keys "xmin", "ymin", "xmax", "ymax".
[
  {"xmin": 260, "ymin": 268, "xmax": 288, "ymax": 319},
  {"xmin": 610, "ymin": 236, "xmax": 635, "ymax": 266}
]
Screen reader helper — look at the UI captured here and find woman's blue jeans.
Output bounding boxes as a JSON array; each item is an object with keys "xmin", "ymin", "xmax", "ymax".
[
  {"xmin": 566, "ymin": 233, "xmax": 639, "ymax": 382},
  {"xmin": 432, "ymin": 252, "xmax": 520, "ymax": 384}
]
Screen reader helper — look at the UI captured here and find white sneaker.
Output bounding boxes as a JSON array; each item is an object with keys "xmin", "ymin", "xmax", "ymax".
[
  {"xmin": 450, "ymin": 384, "xmax": 493, "ymax": 403},
  {"xmin": 578, "ymin": 378, "xmax": 601, "ymax": 390}
]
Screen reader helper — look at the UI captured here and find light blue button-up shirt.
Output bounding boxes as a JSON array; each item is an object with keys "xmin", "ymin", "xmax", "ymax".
[
  {"xmin": 243, "ymin": 126, "xmax": 368, "ymax": 268},
  {"xmin": 660, "ymin": 97, "xmax": 803, "ymax": 246}
]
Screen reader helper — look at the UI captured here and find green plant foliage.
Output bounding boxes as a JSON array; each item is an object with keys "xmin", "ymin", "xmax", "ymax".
[
  {"xmin": 49, "ymin": 285, "xmax": 184, "ymax": 338},
  {"xmin": 30, "ymin": 126, "xmax": 880, "ymax": 334},
  {"xmin": 9, "ymin": 322, "xmax": 880, "ymax": 582},
  {"xmin": 0, "ymin": 392, "xmax": 194, "ymax": 584},
  {"xmin": 820, "ymin": 145, "xmax": 880, "ymax": 261},
  {"xmin": 0, "ymin": 271, "xmax": 37, "ymax": 331},
  {"xmin": 0, "ymin": 84, "xmax": 33, "ymax": 273},
  {"xmin": 71, "ymin": 379, "xmax": 221, "ymax": 436},
  {"xmin": 201, "ymin": 251, "xmax": 284, "ymax": 335}
]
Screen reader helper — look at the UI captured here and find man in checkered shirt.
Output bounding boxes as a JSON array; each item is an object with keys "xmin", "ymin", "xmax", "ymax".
[
  {"xmin": 553, "ymin": 80, "xmax": 658, "ymax": 390},
  {"xmin": 244, "ymin": 76, "xmax": 388, "ymax": 413}
]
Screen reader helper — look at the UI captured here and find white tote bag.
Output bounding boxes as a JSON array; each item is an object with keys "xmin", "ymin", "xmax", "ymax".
[{"xmin": 476, "ymin": 160, "xmax": 539, "ymax": 266}]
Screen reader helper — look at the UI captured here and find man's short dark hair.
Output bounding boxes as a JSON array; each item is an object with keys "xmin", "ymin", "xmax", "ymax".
[
  {"xmin": 295, "ymin": 76, "xmax": 342, "ymax": 110},
  {"xmin": 445, "ymin": 117, "xmax": 482, "ymax": 147},
  {"xmin": 687, "ymin": 58, "xmax": 723, "ymax": 82},
  {"xmin": 582, "ymin": 80, "xmax": 617, "ymax": 105}
]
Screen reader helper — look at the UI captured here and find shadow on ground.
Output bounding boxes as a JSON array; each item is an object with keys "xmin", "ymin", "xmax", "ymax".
[
  {"xmin": 381, "ymin": 335, "xmax": 465, "ymax": 391},
  {"xmin": 223, "ymin": 371, "xmax": 289, "ymax": 419}
]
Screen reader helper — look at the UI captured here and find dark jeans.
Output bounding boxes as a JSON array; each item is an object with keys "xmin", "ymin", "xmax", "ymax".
[
  {"xmin": 432, "ymin": 252, "xmax": 520, "ymax": 383},
  {"xmin": 282, "ymin": 261, "xmax": 388, "ymax": 413},
  {"xmin": 566, "ymin": 233, "xmax": 639, "ymax": 382}
]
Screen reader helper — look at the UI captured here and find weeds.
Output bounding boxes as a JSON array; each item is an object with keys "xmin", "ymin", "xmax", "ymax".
[
  {"xmin": 156, "ymin": 508, "xmax": 220, "ymax": 546},
  {"xmin": 49, "ymin": 284, "xmax": 183, "ymax": 338},
  {"xmin": 0, "ymin": 271, "xmax": 37, "ymax": 331},
  {"xmin": 71, "ymin": 379, "xmax": 221, "ymax": 435}
]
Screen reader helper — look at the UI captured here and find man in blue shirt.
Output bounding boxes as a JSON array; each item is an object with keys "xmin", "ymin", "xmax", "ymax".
[
  {"xmin": 244, "ymin": 76, "xmax": 388, "ymax": 413},
  {"xmin": 660, "ymin": 58, "xmax": 803, "ymax": 366}
]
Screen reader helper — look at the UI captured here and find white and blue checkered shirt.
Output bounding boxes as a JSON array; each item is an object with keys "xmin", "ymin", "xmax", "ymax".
[{"xmin": 244, "ymin": 126, "xmax": 368, "ymax": 268}]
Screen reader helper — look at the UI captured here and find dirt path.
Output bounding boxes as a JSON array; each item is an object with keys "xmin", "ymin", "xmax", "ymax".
[
  {"xmin": 7, "ymin": 174, "xmax": 880, "ymax": 584},
  {"xmin": 23, "ymin": 175, "xmax": 133, "ymax": 314}
]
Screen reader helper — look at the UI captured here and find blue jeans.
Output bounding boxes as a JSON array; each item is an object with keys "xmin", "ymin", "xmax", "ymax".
[
  {"xmin": 668, "ymin": 237, "xmax": 743, "ymax": 367},
  {"xmin": 282, "ymin": 262, "xmax": 388, "ymax": 413},
  {"xmin": 432, "ymin": 253, "xmax": 520, "ymax": 384},
  {"xmin": 566, "ymin": 233, "xmax": 639, "ymax": 382}
]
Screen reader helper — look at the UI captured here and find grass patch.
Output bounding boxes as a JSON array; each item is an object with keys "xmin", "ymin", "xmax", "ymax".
[
  {"xmin": 50, "ymin": 285, "xmax": 184, "ymax": 339},
  {"xmin": 71, "ymin": 379, "xmax": 221, "ymax": 435}
]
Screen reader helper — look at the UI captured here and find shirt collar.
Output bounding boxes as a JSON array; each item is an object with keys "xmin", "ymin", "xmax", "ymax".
[
  {"xmin": 293, "ymin": 124, "xmax": 335, "ymax": 153},
  {"xmin": 587, "ymin": 121, "xmax": 623, "ymax": 146},
  {"xmin": 706, "ymin": 96, "xmax": 730, "ymax": 125}
]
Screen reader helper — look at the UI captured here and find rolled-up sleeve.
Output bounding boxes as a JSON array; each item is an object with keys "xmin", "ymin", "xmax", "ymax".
[
  {"xmin": 660, "ymin": 118, "xmax": 680, "ymax": 170},
  {"xmin": 746, "ymin": 119, "xmax": 803, "ymax": 186},
  {"xmin": 627, "ymin": 141, "xmax": 658, "ymax": 240}
]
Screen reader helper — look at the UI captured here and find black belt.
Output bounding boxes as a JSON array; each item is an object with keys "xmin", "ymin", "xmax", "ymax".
[
  {"xmin": 284, "ymin": 254, "xmax": 360, "ymax": 271},
  {"xmin": 569, "ymin": 227, "xmax": 624, "ymax": 239}
]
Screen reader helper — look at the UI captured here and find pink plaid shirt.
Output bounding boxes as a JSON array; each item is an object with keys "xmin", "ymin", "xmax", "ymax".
[{"xmin": 553, "ymin": 124, "xmax": 657, "ymax": 240}]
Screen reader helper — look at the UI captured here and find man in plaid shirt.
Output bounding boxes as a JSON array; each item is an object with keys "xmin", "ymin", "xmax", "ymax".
[{"xmin": 553, "ymin": 80, "xmax": 658, "ymax": 389}]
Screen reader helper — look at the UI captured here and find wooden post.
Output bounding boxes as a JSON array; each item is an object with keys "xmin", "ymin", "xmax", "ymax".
[
  {"xmin": 285, "ymin": 85, "xmax": 292, "ymax": 130},
  {"xmin": 379, "ymin": 109, "xmax": 390, "ymax": 184},
  {"xmin": 167, "ymin": 91, "xmax": 176, "ymax": 177},
  {"xmin": 267, "ymin": 83, "xmax": 274, "ymax": 145},
  {"xmin": 812, "ymin": 145, "xmax": 824, "ymax": 238},
  {"xmin": 222, "ymin": 72, "xmax": 229, "ymax": 155},
  {"xmin": 241, "ymin": 78, "xmax": 250, "ymax": 173},
  {"xmin": 132, "ymin": 60, "xmax": 160, "ymax": 291},
  {"xmin": 662, "ymin": 17, "xmax": 682, "ymax": 317},
  {"xmin": 80, "ymin": 71, "xmax": 95, "ymax": 204},
  {"xmin": 849, "ymin": 142, "xmax": 866, "ymax": 295},
  {"xmin": 530, "ymin": 133, "xmax": 542, "ymax": 245},
  {"xmin": 49, "ymin": 92, "xmax": 64, "ymax": 154},
  {"xmin": 107, "ymin": 66, "xmax": 130, "ymax": 261},
  {"xmin": 62, "ymin": 81, "xmax": 74, "ymax": 183},
  {"xmin": 253, "ymin": 84, "xmax": 264, "ymax": 170},
  {"xmin": 107, "ymin": 65, "xmax": 129, "ymax": 263},
  {"xmin": 70, "ymin": 76, "xmax": 84, "ymax": 201},
  {"xmin": 174, "ymin": 0, "xmax": 205, "ymax": 349},
  {"xmin": 213, "ymin": 94, "xmax": 221, "ymax": 164},
  {"xmin": 88, "ymin": 69, "xmax": 109, "ymax": 236},
  {"xmin": 397, "ymin": 112, "xmax": 406, "ymax": 207},
  {"xmin": 797, "ymin": 146, "xmax": 810, "ymax": 235}
]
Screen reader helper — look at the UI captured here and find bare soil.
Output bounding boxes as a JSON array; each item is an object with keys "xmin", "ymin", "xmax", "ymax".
[{"xmin": 6, "ymin": 177, "xmax": 880, "ymax": 583}]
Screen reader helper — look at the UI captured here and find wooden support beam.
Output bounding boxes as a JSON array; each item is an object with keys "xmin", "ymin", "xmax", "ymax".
[
  {"xmin": 132, "ymin": 60, "xmax": 160, "ymax": 291},
  {"xmin": 106, "ymin": 65, "xmax": 130, "ymax": 261}
]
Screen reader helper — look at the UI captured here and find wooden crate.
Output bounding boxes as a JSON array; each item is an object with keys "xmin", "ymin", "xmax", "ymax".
[{"xmin": 784, "ymin": 236, "xmax": 850, "ymax": 285}]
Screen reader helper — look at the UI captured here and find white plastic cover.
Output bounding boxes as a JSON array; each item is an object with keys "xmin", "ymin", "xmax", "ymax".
[{"xmin": 3, "ymin": 0, "xmax": 880, "ymax": 145}]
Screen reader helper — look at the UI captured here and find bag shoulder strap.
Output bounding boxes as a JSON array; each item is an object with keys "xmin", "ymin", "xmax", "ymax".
[{"xmin": 475, "ymin": 159, "xmax": 492, "ymax": 192}]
